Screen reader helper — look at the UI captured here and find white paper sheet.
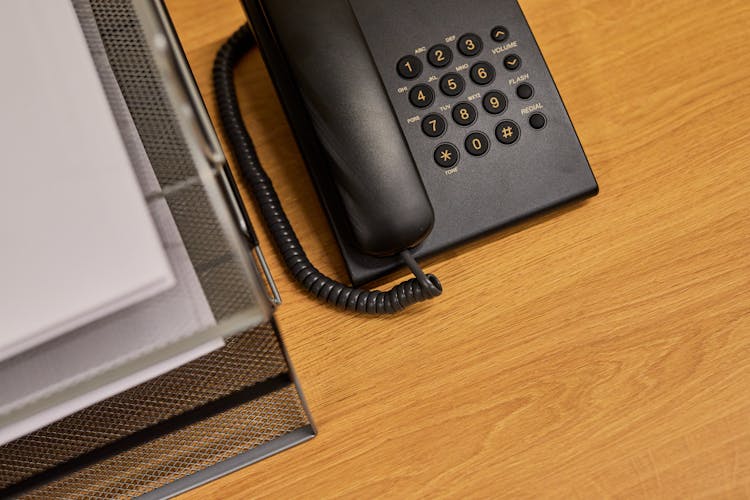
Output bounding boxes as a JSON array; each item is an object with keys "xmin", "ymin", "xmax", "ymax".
[
  {"xmin": 0, "ymin": 0, "xmax": 223, "ymax": 446},
  {"xmin": 0, "ymin": 0, "xmax": 175, "ymax": 361}
]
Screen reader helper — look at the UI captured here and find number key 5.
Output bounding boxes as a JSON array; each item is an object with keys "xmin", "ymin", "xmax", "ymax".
[{"xmin": 439, "ymin": 73, "xmax": 465, "ymax": 97}]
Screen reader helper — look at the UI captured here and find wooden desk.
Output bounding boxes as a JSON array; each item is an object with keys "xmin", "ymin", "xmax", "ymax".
[{"xmin": 166, "ymin": 0, "xmax": 750, "ymax": 496}]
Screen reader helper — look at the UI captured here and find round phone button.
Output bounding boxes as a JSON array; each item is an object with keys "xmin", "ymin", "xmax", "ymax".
[
  {"xmin": 457, "ymin": 33, "xmax": 483, "ymax": 57},
  {"xmin": 434, "ymin": 143, "xmax": 459, "ymax": 168},
  {"xmin": 470, "ymin": 62, "xmax": 496, "ymax": 85},
  {"xmin": 421, "ymin": 113, "xmax": 447, "ymax": 137},
  {"xmin": 491, "ymin": 26, "xmax": 509, "ymax": 43},
  {"xmin": 529, "ymin": 113, "xmax": 547, "ymax": 130},
  {"xmin": 496, "ymin": 120, "xmax": 521, "ymax": 144},
  {"xmin": 482, "ymin": 91, "xmax": 508, "ymax": 114},
  {"xmin": 427, "ymin": 44, "xmax": 453, "ymax": 68},
  {"xmin": 409, "ymin": 84, "xmax": 435, "ymax": 108},
  {"xmin": 397, "ymin": 55, "xmax": 422, "ymax": 79},
  {"xmin": 465, "ymin": 132, "xmax": 490, "ymax": 156},
  {"xmin": 452, "ymin": 102, "xmax": 477, "ymax": 126},
  {"xmin": 439, "ymin": 73, "xmax": 465, "ymax": 97},
  {"xmin": 503, "ymin": 54, "xmax": 522, "ymax": 71},
  {"xmin": 516, "ymin": 83, "xmax": 534, "ymax": 100}
]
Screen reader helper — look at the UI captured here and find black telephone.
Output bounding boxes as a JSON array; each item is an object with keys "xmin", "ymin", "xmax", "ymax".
[{"xmin": 214, "ymin": 0, "xmax": 598, "ymax": 313}]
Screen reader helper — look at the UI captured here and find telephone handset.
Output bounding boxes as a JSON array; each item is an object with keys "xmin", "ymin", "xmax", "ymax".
[
  {"xmin": 255, "ymin": 0, "xmax": 435, "ymax": 257},
  {"xmin": 215, "ymin": 0, "xmax": 598, "ymax": 313}
]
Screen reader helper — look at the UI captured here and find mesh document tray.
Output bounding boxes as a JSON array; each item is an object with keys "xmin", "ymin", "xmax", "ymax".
[
  {"xmin": 0, "ymin": 0, "xmax": 314, "ymax": 497},
  {"xmin": 0, "ymin": 322, "xmax": 314, "ymax": 499}
]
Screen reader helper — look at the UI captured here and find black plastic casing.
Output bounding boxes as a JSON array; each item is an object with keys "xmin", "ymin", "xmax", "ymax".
[{"xmin": 242, "ymin": 0, "xmax": 598, "ymax": 286}]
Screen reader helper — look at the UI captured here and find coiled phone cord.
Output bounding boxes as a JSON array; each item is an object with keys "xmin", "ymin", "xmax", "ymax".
[{"xmin": 213, "ymin": 25, "xmax": 442, "ymax": 314}]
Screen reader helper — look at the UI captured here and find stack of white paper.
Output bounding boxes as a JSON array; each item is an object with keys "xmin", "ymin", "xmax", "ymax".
[
  {"xmin": 0, "ymin": 0, "xmax": 224, "ymax": 446},
  {"xmin": 0, "ymin": 0, "xmax": 175, "ymax": 361}
]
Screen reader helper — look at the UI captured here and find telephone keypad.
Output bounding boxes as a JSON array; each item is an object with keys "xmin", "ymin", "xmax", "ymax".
[
  {"xmin": 470, "ymin": 62, "xmax": 496, "ymax": 85},
  {"xmin": 397, "ymin": 55, "xmax": 422, "ymax": 79},
  {"xmin": 409, "ymin": 84, "xmax": 434, "ymax": 108},
  {"xmin": 398, "ymin": 26, "xmax": 547, "ymax": 167},
  {"xmin": 457, "ymin": 33, "xmax": 483, "ymax": 56},
  {"xmin": 465, "ymin": 132, "xmax": 490, "ymax": 156},
  {"xmin": 434, "ymin": 143, "xmax": 459, "ymax": 168},
  {"xmin": 422, "ymin": 113, "xmax": 447, "ymax": 137},
  {"xmin": 439, "ymin": 73, "xmax": 465, "ymax": 97},
  {"xmin": 427, "ymin": 44, "xmax": 453, "ymax": 68},
  {"xmin": 452, "ymin": 102, "xmax": 477, "ymax": 126}
]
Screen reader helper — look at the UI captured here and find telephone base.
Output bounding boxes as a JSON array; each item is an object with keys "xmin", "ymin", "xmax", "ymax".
[{"xmin": 244, "ymin": 0, "xmax": 598, "ymax": 287}]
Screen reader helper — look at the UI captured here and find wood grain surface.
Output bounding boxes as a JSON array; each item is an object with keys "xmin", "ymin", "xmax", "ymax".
[{"xmin": 164, "ymin": 0, "xmax": 750, "ymax": 497}]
